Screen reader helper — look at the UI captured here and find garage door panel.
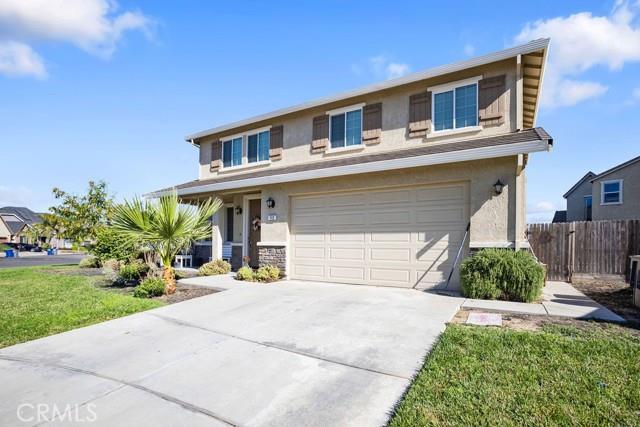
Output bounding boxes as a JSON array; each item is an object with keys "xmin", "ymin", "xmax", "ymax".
[
  {"xmin": 329, "ymin": 232, "xmax": 365, "ymax": 242},
  {"xmin": 370, "ymin": 231, "xmax": 411, "ymax": 242},
  {"xmin": 328, "ymin": 212, "xmax": 365, "ymax": 226},
  {"xmin": 329, "ymin": 266, "xmax": 365, "ymax": 280},
  {"xmin": 370, "ymin": 247, "xmax": 411, "ymax": 262},
  {"xmin": 293, "ymin": 246, "xmax": 325, "ymax": 259},
  {"xmin": 292, "ymin": 264, "xmax": 325, "ymax": 279},
  {"xmin": 291, "ymin": 183, "xmax": 468, "ymax": 289},
  {"xmin": 370, "ymin": 267, "xmax": 411, "ymax": 284},
  {"xmin": 369, "ymin": 189, "xmax": 411, "ymax": 205},
  {"xmin": 416, "ymin": 186, "xmax": 464, "ymax": 202},
  {"xmin": 329, "ymin": 193, "xmax": 367, "ymax": 208},
  {"xmin": 415, "ymin": 207, "xmax": 465, "ymax": 223},
  {"xmin": 329, "ymin": 247, "xmax": 365, "ymax": 261},
  {"xmin": 370, "ymin": 210, "xmax": 410, "ymax": 225}
]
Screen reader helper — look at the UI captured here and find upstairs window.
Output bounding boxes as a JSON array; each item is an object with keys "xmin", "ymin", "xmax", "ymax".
[
  {"xmin": 433, "ymin": 82, "xmax": 478, "ymax": 132},
  {"xmin": 601, "ymin": 180, "xmax": 623, "ymax": 204},
  {"xmin": 248, "ymin": 130, "xmax": 270, "ymax": 163},
  {"xmin": 583, "ymin": 195, "xmax": 592, "ymax": 220},
  {"xmin": 330, "ymin": 109, "xmax": 362, "ymax": 149},
  {"xmin": 222, "ymin": 137, "xmax": 242, "ymax": 168}
]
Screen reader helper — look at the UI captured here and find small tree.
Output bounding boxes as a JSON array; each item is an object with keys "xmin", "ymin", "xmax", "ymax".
[
  {"xmin": 49, "ymin": 180, "xmax": 113, "ymax": 245},
  {"xmin": 111, "ymin": 192, "xmax": 221, "ymax": 294}
]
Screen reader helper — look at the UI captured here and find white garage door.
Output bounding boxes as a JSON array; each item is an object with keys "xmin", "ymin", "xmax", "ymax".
[{"xmin": 290, "ymin": 183, "xmax": 469, "ymax": 289}]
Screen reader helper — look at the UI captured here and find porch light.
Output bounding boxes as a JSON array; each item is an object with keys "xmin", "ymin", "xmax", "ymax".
[
  {"xmin": 266, "ymin": 197, "xmax": 276, "ymax": 209},
  {"xmin": 493, "ymin": 179, "xmax": 504, "ymax": 195},
  {"xmin": 235, "ymin": 206, "xmax": 243, "ymax": 215}
]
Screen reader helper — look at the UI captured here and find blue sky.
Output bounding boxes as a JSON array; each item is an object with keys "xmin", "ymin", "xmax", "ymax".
[{"xmin": 1, "ymin": 0, "xmax": 639, "ymax": 222}]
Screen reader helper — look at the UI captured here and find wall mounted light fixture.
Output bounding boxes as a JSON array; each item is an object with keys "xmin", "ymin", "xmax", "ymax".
[
  {"xmin": 493, "ymin": 179, "xmax": 504, "ymax": 195},
  {"xmin": 235, "ymin": 206, "xmax": 243, "ymax": 215},
  {"xmin": 266, "ymin": 197, "xmax": 276, "ymax": 209}
]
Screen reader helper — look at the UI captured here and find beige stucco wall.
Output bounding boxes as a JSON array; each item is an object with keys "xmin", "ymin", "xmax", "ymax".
[
  {"xmin": 566, "ymin": 178, "xmax": 593, "ymax": 221},
  {"xmin": 197, "ymin": 59, "xmax": 518, "ymax": 181},
  {"xmin": 256, "ymin": 156, "xmax": 520, "ymax": 246},
  {"xmin": 0, "ymin": 219, "xmax": 11, "ymax": 241},
  {"xmin": 592, "ymin": 162, "xmax": 640, "ymax": 220}
]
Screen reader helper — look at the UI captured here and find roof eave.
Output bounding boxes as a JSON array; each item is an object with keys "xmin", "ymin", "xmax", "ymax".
[{"xmin": 185, "ymin": 38, "xmax": 550, "ymax": 143}]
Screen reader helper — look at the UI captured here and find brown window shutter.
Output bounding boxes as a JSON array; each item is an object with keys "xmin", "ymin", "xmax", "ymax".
[
  {"xmin": 210, "ymin": 140, "xmax": 221, "ymax": 171},
  {"xmin": 478, "ymin": 75, "xmax": 506, "ymax": 127},
  {"xmin": 362, "ymin": 103, "xmax": 382, "ymax": 145},
  {"xmin": 311, "ymin": 114, "xmax": 329, "ymax": 152},
  {"xmin": 269, "ymin": 125, "xmax": 284, "ymax": 160},
  {"xmin": 408, "ymin": 91, "xmax": 431, "ymax": 137}
]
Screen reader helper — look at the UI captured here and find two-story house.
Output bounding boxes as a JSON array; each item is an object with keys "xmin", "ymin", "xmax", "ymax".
[
  {"xmin": 149, "ymin": 39, "xmax": 553, "ymax": 290},
  {"xmin": 562, "ymin": 155, "xmax": 640, "ymax": 222}
]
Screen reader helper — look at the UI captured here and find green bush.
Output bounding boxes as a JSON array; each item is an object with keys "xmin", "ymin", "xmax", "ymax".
[
  {"xmin": 235, "ymin": 265, "xmax": 281, "ymax": 282},
  {"xmin": 79, "ymin": 256, "xmax": 101, "ymax": 268},
  {"xmin": 198, "ymin": 259, "xmax": 231, "ymax": 276},
  {"xmin": 460, "ymin": 248, "xmax": 545, "ymax": 303},
  {"xmin": 0, "ymin": 243, "xmax": 11, "ymax": 251},
  {"xmin": 133, "ymin": 278, "xmax": 165, "ymax": 298},
  {"xmin": 235, "ymin": 266, "xmax": 255, "ymax": 281},
  {"xmin": 118, "ymin": 260, "xmax": 149, "ymax": 281},
  {"xmin": 92, "ymin": 227, "xmax": 138, "ymax": 262},
  {"xmin": 255, "ymin": 265, "xmax": 280, "ymax": 282}
]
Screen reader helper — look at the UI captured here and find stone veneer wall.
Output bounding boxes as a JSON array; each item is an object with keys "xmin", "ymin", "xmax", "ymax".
[{"xmin": 258, "ymin": 245, "xmax": 286, "ymax": 273}]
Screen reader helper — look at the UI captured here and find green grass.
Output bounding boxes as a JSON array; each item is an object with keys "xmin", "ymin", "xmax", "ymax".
[
  {"xmin": 390, "ymin": 324, "xmax": 640, "ymax": 426},
  {"xmin": 0, "ymin": 266, "xmax": 164, "ymax": 348}
]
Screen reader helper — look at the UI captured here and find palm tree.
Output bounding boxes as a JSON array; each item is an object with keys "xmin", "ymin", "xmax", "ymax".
[{"xmin": 111, "ymin": 191, "xmax": 221, "ymax": 294}]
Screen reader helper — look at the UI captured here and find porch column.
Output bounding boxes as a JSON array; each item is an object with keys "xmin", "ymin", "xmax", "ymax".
[{"xmin": 211, "ymin": 210, "xmax": 222, "ymax": 260}]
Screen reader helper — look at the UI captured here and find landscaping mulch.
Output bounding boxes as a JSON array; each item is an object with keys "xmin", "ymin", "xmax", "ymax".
[
  {"xmin": 158, "ymin": 285, "xmax": 217, "ymax": 304},
  {"xmin": 572, "ymin": 279, "xmax": 640, "ymax": 329}
]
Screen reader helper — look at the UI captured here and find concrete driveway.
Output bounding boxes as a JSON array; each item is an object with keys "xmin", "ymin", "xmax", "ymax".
[{"xmin": 0, "ymin": 279, "xmax": 462, "ymax": 426}]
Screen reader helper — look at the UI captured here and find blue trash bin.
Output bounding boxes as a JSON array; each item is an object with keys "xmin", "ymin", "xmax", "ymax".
[
  {"xmin": 5, "ymin": 249, "xmax": 14, "ymax": 258},
  {"xmin": 47, "ymin": 248, "xmax": 54, "ymax": 256}
]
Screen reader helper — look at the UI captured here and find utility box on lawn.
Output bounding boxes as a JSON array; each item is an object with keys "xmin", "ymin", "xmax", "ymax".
[{"xmin": 630, "ymin": 255, "xmax": 640, "ymax": 308}]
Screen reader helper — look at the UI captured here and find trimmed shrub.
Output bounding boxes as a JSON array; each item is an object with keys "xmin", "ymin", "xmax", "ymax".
[
  {"xmin": 101, "ymin": 258, "xmax": 123, "ymax": 283},
  {"xmin": 235, "ymin": 266, "xmax": 255, "ymax": 281},
  {"xmin": 133, "ymin": 277, "xmax": 165, "ymax": 298},
  {"xmin": 79, "ymin": 256, "xmax": 101, "ymax": 268},
  {"xmin": 198, "ymin": 259, "xmax": 232, "ymax": 276},
  {"xmin": 255, "ymin": 265, "xmax": 280, "ymax": 282},
  {"xmin": 118, "ymin": 260, "xmax": 149, "ymax": 282},
  {"xmin": 92, "ymin": 227, "xmax": 138, "ymax": 262},
  {"xmin": 460, "ymin": 248, "xmax": 545, "ymax": 303}
]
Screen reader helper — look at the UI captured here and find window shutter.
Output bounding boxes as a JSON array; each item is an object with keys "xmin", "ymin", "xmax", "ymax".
[
  {"xmin": 311, "ymin": 114, "xmax": 329, "ymax": 152},
  {"xmin": 269, "ymin": 125, "xmax": 284, "ymax": 160},
  {"xmin": 478, "ymin": 75, "xmax": 506, "ymax": 127},
  {"xmin": 408, "ymin": 91, "xmax": 431, "ymax": 137},
  {"xmin": 210, "ymin": 140, "xmax": 221, "ymax": 171},
  {"xmin": 362, "ymin": 103, "xmax": 382, "ymax": 145}
]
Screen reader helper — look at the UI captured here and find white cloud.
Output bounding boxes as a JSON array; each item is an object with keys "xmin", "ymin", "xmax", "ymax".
[
  {"xmin": 515, "ymin": 1, "xmax": 640, "ymax": 107},
  {"xmin": 0, "ymin": 0, "xmax": 153, "ymax": 78},
  {"xmin": 0, "ymin": 185, "xmax": 34, "ymax": 207},
  {"xmin": 367, "ymin": 55, "xmax": 411, "ymax": 80},
  {"xmin": 0, "ymin": 41, "xmax": 46, "ymax": 78},
  {"xmin": 634, "ymin": 87, "xmax": 640, "ymax": 98},
  {"xmin": 526, "ymin": 201, "xmax": 559, "ymax": 223},
  {"xmin": 463, "ymin": 43, "xmax": 475, "ymax": 56}
]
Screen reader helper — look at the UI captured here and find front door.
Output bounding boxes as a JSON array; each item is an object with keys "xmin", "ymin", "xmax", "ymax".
[{"xmin": 248, "ymin": 198, "xmax": 261, "ymax": 268}]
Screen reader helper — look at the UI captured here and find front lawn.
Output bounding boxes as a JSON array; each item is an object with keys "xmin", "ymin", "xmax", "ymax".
[
  {"xmin": 0, "ymin": 266, "xmax": 164, "ymax": 348},
  {"xmin": 390, "ymin": 323, "xmax": 640, "ymax": 426}
]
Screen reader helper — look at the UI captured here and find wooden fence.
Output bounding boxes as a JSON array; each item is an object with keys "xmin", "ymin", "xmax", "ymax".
[{"xmin": 527, "ymin": 220, "xmax": 640, "ymax": 281}]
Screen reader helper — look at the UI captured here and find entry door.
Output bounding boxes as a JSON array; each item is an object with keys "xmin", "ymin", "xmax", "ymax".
[
  {"xmin": 289, "ymin": 183, "xmax": 469, "ymax": 289},
  {"xmin": 248, "ymin": 198, "xmax": 261, "ymax": 268}
]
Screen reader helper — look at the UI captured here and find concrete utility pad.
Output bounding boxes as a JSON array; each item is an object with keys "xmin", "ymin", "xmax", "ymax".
[{"xmin": 0, "ymin": 280, "xmax": 462, "ymax": 426}]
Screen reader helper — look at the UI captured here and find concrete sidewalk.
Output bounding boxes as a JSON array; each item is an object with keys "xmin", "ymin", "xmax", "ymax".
[{"xmin": 462, "ymin": 281, "xmax": 625, "ymax": 322}]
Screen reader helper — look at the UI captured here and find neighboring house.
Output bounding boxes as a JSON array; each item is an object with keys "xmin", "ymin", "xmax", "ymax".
[
  {"xmin": 0, "ymin": 206, "xmax": 43, "ymax": 243},
  {"xmin": 552, "ymin": 210, "xmax": 567, "ymax": 223},
  {"xmin": 564, "ymin": 156, "xmax": 640, "ymax": 221},
  {"xmin": 149, "ymin": 39, "xmax": 553, "ymax": 290}
]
